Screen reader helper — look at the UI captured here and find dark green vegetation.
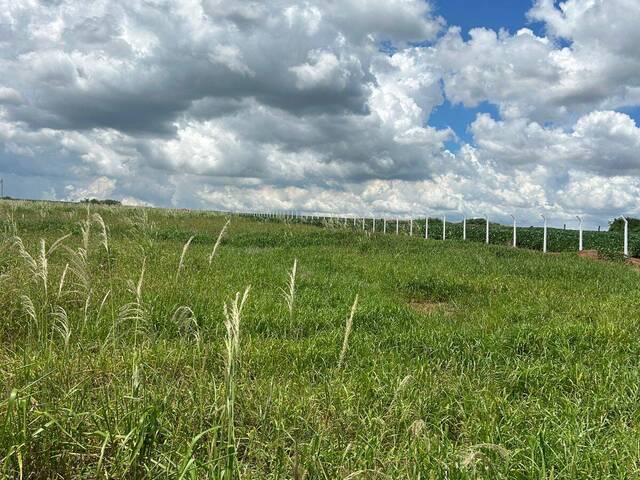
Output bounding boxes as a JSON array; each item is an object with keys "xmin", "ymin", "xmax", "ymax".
[
  {"xmin": 610, "ymin": 217, "xmax": 640, "ymax": 235},
  {"xmin": 331, "ymin": 217, "xmax": 639, "ymax": 259},
  {"xmin": 1, "ymin": 200, "xmax": 640, "ymax": 479}
]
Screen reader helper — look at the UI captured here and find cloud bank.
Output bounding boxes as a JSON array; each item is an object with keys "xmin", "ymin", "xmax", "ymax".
[{"xmin": 1, "ymin": 0, "xmax": 639, "ymax": 227}]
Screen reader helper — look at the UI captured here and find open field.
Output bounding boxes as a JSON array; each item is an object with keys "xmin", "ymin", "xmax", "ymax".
[{"xmin": 2, "ymin": 200, "xmax": 640, "ymax": 479}]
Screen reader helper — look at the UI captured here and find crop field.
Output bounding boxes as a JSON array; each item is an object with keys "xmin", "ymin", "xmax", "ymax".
[
  {"xmin": 2, "ymin": 200, "xmax": 640, "ymax": 479},
  {"xmin": 298, "ymin": 217, "xmax": 639, "ymax": 259}
]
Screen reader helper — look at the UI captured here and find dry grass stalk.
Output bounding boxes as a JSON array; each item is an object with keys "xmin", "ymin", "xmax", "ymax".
[
  {"xmin": 209, "ymin": 219, "xmax": 230, "ymax": 265},
  {"xmin": 338, "ymin": 294, "xmax": 359, "ymax": 369},
  {"xmin": 52, "ymin": 306, "xmax": 71, "ymax": 348},
  {"xmin": 176, "ymin": 235, "xmax": 195, "ymax": 283},
  {"xmin": 119, "ymin": 259, "xmax": 147, "ymax": 344},
  {"xmin": 92, "ymin": 213, "xmax": 109, "ymax": 254},
  {"xmin": 57, "ymin": 263, "xmax": 69, "ymax": 299},
  {"xmin": 280, "ymin": 258, "xmax": 298, "ymax": 323},
  {"xmin": 223, "ymin": 286, "xmax": 251, "ymax": 480},
  {"xmin": 80, "ymin": 219, "xmax": 91, "ymax": 252},
  {"xmin": 66, "ymin": 247, "xmax": 91, "ymax": 296},
  {"xmin": 12, "ymin": 235, "xmax": 69, "ymax": 296}
]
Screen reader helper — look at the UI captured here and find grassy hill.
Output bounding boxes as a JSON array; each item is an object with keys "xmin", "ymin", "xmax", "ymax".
[{"xmin": 1, "ymin": 200, "xmax": 640, "ymax": 478}]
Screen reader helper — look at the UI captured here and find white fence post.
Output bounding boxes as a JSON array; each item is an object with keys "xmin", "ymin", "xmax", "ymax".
[
  {"xmin": 623, "ymin": 216, "xmax": 629, "ymax": 257},
  {"xmin": 511, "ymin": 214, "xmax": 517, "ymax": 248},
  {"xmin": 442, "ymin": 215, "xmax": 446, "ymax": 240},
  {"xmin": 425, "ymin": 217, "xmax": 429, "ymax": 239},
  {"xmin": 409, "ymin": 219, "xmax": 413, "ymax": 237},
  {"xmin": 541, "ymin": 214, "xmax": 547, "ymax": 253},
  {"xmin": 383, "ymin": 218, "xmax": 387, "ymax": 234},
  {"xmin": 396, "ymin": 219, "xmax": 399, "ymax": 235},
  {"xmin": 485, "ymin": 215, "xmax": 490, "ymax": 244},
  {"xmin": 576, "ymin": 216, "xmax": 583, "ymax": 251},
  {"xmin": 373, "ymin": 218, "xmax": 376, "ymax": 233},
  {"xmin": 463, "ymin": 216, "xmax": 466, "ymax": 241},
  {"xmin": 362, "ymin": 218, "xmax": 365, "ymax": 230}
]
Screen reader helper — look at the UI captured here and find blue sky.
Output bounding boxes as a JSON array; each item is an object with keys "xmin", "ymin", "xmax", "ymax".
[
  {"xmin": 434, "ymin": 0, "xmax": 544, "ymax": 37},
  {"xmin": 425, "ymin": 0, "xmax": 639, "ymax": 152},
  {"xmin": 428, "ymin": 0, "xmax": 541, "ymax": 150}
]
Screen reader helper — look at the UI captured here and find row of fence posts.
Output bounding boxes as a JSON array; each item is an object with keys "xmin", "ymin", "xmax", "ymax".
[{"xmin": 246, "ymin": 211, "xmax": 631, "ymax": 257}]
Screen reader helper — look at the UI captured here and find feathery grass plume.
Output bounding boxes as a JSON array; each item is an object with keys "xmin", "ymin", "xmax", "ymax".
[
  {"xmin": 4, "ymin": 206, "xmax": 17, "ymax": 235},
  {"xmin": 92, "ymin": 213, "xmax": 109, "ymax": 254},
  {"xmin": 21, "ymin": 294, "xmax": 37, "ymax": 325},
  {"xmin": 13, "ymin": 233, "xmax": 71, "ymax": 297},
  {"xmin": 171, "ymin": 306, "xmax": 198, "ymax": 338},
  {"xmin": 20, "ymin": 294, "xmax": 42, "ymax": 341},
  {"xmin": 12, "ymin": 236, "xmax": 38, "ymax": 274},
  {"xmin": 47, "ymin": 233, "xmax": 71, "ymax": 257},
  {"xmin": 130, "ymin": 208, "xmax": 156, "ymax": 237},
  {"xmin": 279, "ymin": 258, "xmax": 297, "ymax": 324},
  {"xmin": 12, "ymin": 235, "xmax": 34, "ymax": 266},
  {"xmin": 118, "ymin": 259, "xmax": 147, "ymax": 345},
  {"xmin": 134, "ymin": 258, "xmax": 145, "ymax": 304},
  {"xmin": 338, "ymin": 294, "xmax": 359, "ymax": 369},
  {"xmin": 80, "ymin": 219, "xmax": 91, "ymax": 252},
  {"xmin": 65, "ymin": 247, "xmax": 91, "ymax": 296},
  {"xmin": 38, "ymin": 239, "xmax": 48, "ymax": 296},
  {"xmin": 131, "ymin": 349, "xmax": 143, "ymax": 398},
  {"xmin": 13, "ymin": 236, "xmax": 48, "ymax": 295},
  {"xmin": 52, "ymin": 305, "xmax": 71, "ymax": 348},
  {"xmin": 223, "ymin": 286, "xmax": 251, "ymax": 480},
  {"xmin": 81, "ymin": 291, "xmax": 92, "ymax": 336},
  {"xmin": 176, "ymin": 235, "xmax": 195, "ymax": 283},
  {"xmin": 57, "ymin": 263, "xmax": 69, "ymax": 299},
  {"xmin": 208, "ymin": 219, "xmax": 230, "ymax": 264},
  {"xmin": 96, "ymin": 290, "xmax": 111, "ymax": 322}
]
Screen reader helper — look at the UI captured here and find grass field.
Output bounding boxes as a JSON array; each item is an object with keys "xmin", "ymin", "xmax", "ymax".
[{"xmin": 2, "ymin": 200, "xmax": 640, "ymax": 479}]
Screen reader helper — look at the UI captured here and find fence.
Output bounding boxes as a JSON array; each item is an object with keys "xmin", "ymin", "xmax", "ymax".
[{"xmin": 239, "ymin": 211, "xmax": 638, "ymax": 259}]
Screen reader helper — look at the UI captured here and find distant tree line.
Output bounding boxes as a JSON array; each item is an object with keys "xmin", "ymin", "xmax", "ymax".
[
  {"xmin": 609, "ymin": 217, "xmax": 640, "ymax": 234},
  {"xmin": 80, "ymin": 198, "xmax": 122, "ymax": 205}
]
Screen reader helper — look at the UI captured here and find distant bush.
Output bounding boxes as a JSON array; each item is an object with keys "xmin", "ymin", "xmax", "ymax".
[
  {"xmin": 609, "ymin": 217, "xmax": 640, "ymax": 234},
  {"xmin": 80, "ymin": 198, "xmax": 122, "ymax": 206}
]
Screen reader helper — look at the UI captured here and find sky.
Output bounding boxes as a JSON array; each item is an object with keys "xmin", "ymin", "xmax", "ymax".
[{"xmin": 1, "ymin": 0, "xmax": 640, "ymax": 229}]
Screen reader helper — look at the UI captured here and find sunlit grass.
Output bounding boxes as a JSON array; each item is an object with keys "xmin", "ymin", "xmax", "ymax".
[{"xmin": 1, "ymin": 200, "xmax": 640, "ymax": 478}]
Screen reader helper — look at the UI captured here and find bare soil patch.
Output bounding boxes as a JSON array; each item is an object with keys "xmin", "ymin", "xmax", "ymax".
[
  {"xmin": 626, "ymin": 257, "xmax": 640, "ymax": 270},
  {"xmin": 408, "ymin": 300, "xmax": 451, "ymax": 316},
  {"xmin": 579, "ymin": 249, "xmax": 599, "ymax": 260}
]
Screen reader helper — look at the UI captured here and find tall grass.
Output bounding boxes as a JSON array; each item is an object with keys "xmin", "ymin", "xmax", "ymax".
[
  {"xmin": 223, "ymin": 286, "xmax": 250, "ymax": 480},
  {"xmin": 92, "ymin": 213, "xmax": 109, "ymax": 254},
  {"xmin": 280, "ymin": 258, "xmax": 297, "ymax": 328},
  {"xmin": 176, "ymin": 235, "xmax": 195, "ymax": 283},
  {"xmin": 209, "ymin": 219, "xmax": 230, "ymax": 264},
  {"xmin": 3, "ymin": 200, "xmax": 640, "ymax": 478},
  {"xmin": 338, "ymin": 294, "xmax": 358, "ymax": 369}
]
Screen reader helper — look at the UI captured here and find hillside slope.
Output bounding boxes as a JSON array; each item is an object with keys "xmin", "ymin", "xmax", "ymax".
[{"xmin": 1, "ymin": 200, "xmax": 640, "ymax": 478}]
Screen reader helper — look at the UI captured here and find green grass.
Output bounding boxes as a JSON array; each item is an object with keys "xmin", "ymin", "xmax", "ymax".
[{"xmin": 2, "ymin": 200, "xmax": 640, "ymax": 479}]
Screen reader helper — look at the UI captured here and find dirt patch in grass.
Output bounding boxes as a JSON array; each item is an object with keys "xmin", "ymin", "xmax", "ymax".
[
  {"xmin": 579, "ymin": 249, "xmax": 599, "ymax": 260},
  {"xmin": 578, "ymin": 249, "xmax": 640, "ymax": 270},
  {"xmin": 408, "ymin": 300, "xmax": 451, "ymax": 316},
  {"xmin": 626, "ymin": 257, "xmax": 640, "ymax": 270}
]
